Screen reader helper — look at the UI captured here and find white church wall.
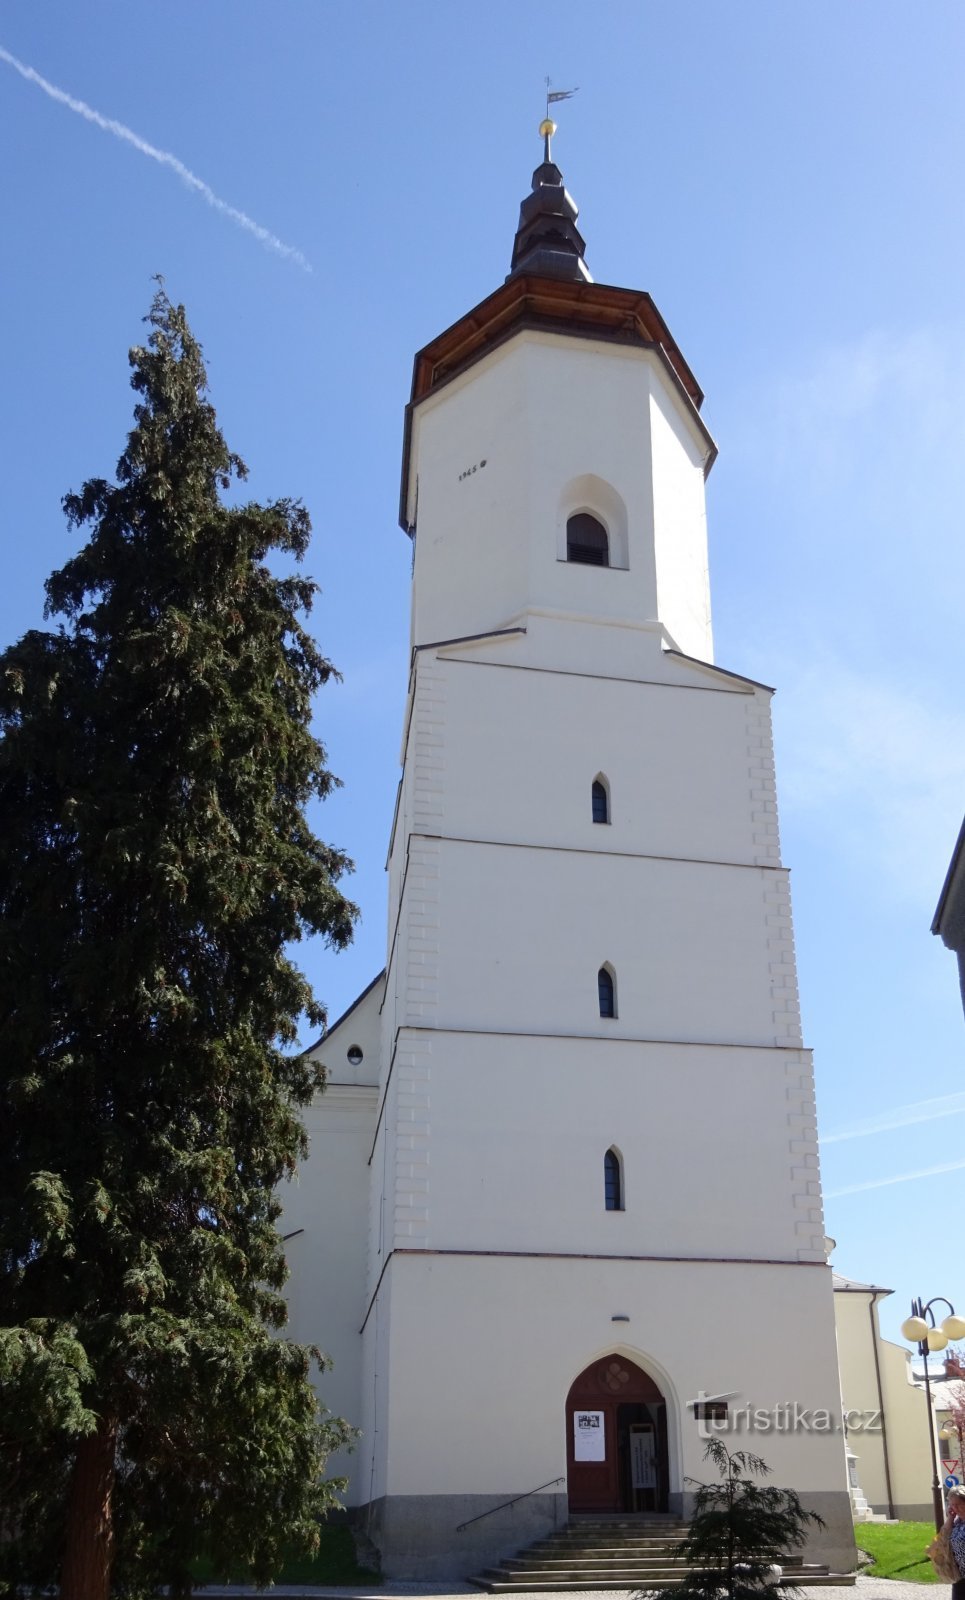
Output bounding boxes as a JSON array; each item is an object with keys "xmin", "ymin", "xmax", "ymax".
[
  {"xmin": 366, "ymin": 1105, "xmax": 388, "ymax": 1294},
  {"xmin": 380, "ymin": 1254, "xmax": 845, "ymax": 1493},
  {"xmin": 279, "ymin": 1081, "xmax": 376, "ymax": 1496},
  {"xmin": 408, "ymin": 343, "xmax": 534, "ymax": 647},
  {"xmin": 408, "ymin": 332, "xmax": 712, "ymax": 653},
  {"xmin": 385, "ymin": 775, "xmax": 405, "ymax": 952},
  {"xmin": 473, "ymin": 611, "xmax": 740, "ymax": 690},
  {"xmin": 404, "ymin": 1032, "xmax": 818, "ymax": 1262},
  {"xmin": 357, "ymin": 1264, "xmax": 396, "ymax": 1509},
  {"xmin": 649, "ymin": 366, "xmax": 714, "ymax": 661},
  {"xmin": 308, "ymin": 974, "xmax": 384, "ymax": 1089},
  {"xmin": 364, "ymin": 1253, "xmax": 852, "ymax": 1576},
  {"xmin": 276, "ymin": 980, "xmax": 384, "ymax": 1498},
  {"xmin": 423, "ymin": 839, "xmax": 796, "ymax": 1047},
  {"xmin": 421, "ymin": 652, "xmax": 778, "ymax": 866},
  {"xmin": 518, "ymin": 337, "xmax": 658, "ymax": 624},
  {"xmin": 314, "ymin": 158, "xmax": 854, "ymax": 1575}
]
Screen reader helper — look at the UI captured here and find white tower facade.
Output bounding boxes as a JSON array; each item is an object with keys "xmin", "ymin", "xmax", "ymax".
[{"xmin": 283, "ymin": 140, "xmax": 855, "ymax": 1580}]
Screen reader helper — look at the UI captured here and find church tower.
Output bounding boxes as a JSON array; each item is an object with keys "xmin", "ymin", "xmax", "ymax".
[{"xmin": 284, "ymin": 127, "xmax": 855, "ymax": 1580}]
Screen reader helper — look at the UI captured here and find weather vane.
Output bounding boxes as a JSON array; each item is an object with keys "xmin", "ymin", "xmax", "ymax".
[
  {"xmin": 544, "ymin": 77, "xmax": 579, "ymax": 116},
  {"xmin": 540, "ymin": 79, "xmax": 578, "ymax": 161}
]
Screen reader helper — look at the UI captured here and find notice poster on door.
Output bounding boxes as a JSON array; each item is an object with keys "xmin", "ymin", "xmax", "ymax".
[
  {"xmin": 574, "ymin": 1410, "xmax": 606, "ymax": 1461},
  {"xmin": 630, "ymin": 1425, "xmax": 656, "ymax": 1489}
]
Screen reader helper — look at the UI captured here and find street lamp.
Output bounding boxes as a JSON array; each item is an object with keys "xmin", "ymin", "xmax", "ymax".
[{"xmin": 901, "ymin": 1297, "xmax": 965, "ymax": 1530}]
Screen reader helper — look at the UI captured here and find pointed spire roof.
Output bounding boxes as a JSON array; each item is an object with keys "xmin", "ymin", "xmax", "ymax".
[
  {"xmin": 508, "ymin": 120, "xmax": 592, "ymax": 284},
  {"xmin": 399, "ymin": 128, "xmax": 718, "ymax": 531}
]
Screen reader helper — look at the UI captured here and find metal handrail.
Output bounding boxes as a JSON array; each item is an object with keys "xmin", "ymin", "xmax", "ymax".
[{"xmin": 456, "ymin": 1477, "xmax": 565, "ymax": 1533}]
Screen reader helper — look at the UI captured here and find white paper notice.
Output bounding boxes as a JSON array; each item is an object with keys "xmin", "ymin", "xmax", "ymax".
[
  {"xmin": 574, "ymin": 1409, "xmax": 606, "ymax": 1462},
  {"xmin": 630, "ymin": 1426, "xmax": 656, "ymax": 1489}
]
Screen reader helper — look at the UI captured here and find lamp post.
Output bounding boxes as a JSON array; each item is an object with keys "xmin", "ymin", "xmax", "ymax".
[{"xmin": 901, "ymin": 1298, "xmax": 965, "ymax": 1530}]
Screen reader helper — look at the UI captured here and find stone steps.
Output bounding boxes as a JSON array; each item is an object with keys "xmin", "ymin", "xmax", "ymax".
[
  {"xmin": 521, "ymin": 1538, "xmax": 690, "ymax": 1546},
  {"xmin": 477, "ymin": 1581, "xmax": 856, "ymax": 1594},
  {"xmin": 475, "ymin": 1572, "xmax": 856, "ymax": 1594},
  {"xmin": 468, "ymin": 1518, "xmax": 856, "ymax": 1592}
]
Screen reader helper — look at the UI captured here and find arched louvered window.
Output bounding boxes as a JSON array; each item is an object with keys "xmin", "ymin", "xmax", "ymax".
[
  {"xmin": 592, "ymin": 778, "xmax": 609, "ymax": 825},
  {"xmin": 567, "ymin": 512, "xmax": 609, "ymax": 567},
  {"xmin": 598, "ymin": 966, "xmax": 615, "ymax": 1018},
  {"xmin": 604, "ymin": 1148, "xmax": 623, "ymax": 1211}
]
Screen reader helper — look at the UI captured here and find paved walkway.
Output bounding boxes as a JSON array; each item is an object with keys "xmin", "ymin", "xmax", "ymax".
[
  {"xmin": 196, "ymin": 1578, "xmax": 940, "ymax": 1600},
  {"xmin": 851, "ymin": 1583, "xmax": 942, "ymax": 1600}
]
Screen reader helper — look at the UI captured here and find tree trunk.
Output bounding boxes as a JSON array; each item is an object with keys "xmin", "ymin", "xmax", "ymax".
[{"xmin": 60, "ymin": 1413, "xmax": 118, "ymax": 1600}]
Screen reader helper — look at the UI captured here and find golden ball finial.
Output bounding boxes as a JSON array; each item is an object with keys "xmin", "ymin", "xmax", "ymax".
[{"xmin": 538, "ymin": 118, "xmax": 557, "ymax": 138}]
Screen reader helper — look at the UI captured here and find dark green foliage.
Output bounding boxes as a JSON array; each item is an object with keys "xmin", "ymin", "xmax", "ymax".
[
  {"xmin": 656, "ymin": 1439, "xmax": 824, "ymax": 1600},
  {"xmin": 191, "ymin": 1522, "xmax": 382, "ymax": 1586},
  {"xmin": 0, "ymin": 287, "xmax": 358, "ymax": 1597}
]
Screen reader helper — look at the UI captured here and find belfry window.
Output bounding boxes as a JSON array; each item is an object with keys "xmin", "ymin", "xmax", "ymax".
[
  {"xmin": 592, "ymin": 778, "xmax": 609, "ymax": 825},
  {"xmin": 604, "ymin": 1148, "xmax": 623, "ymax": 1211},
  {"xmin": 598, "ymin": 966, "xmax": 615, "ymax": 1018},
  {"xmin": 567, "ymin": 513, "xmax": 609, "ymax": 567}
]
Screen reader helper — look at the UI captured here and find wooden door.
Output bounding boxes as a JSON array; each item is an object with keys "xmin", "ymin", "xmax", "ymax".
[{"xmin": 566, "ymin": 1356, "xmax": 666, "ymax": 1513}]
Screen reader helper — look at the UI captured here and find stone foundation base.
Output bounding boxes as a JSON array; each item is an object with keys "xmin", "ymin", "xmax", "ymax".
[
  {"xmin": 680, "ymin": 1488, "xmax": 855, "ymax": 1575},
  {"xmin": 355, "ymin": 1487, "xmax": 855, "ymax": 1581},
  {"xmin": 888, "ymin": 1501, "xmax": 933, "ymax": 1521},
  {"xmin": 355, "ymin": 1492, "xmax": 567, "ymax": 1581}
]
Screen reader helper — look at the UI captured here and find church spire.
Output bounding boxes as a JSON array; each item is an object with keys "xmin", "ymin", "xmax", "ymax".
[{"xmin": 507, "ymin": 119, "xmax": 592, "ymax": 284}]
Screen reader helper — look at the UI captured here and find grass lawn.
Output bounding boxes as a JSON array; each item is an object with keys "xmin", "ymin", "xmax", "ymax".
[
  {"xmin": 855, "ymin": 1521, "xmax": 940, "ymax": 1583},
  {"xmin": 192, "ymin": 1524, "xmax": 382, "ymax": 1587}
]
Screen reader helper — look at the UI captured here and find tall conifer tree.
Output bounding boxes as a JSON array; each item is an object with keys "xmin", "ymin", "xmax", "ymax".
[{"xmin": 0, "ymin": 288, "xmax": 358, "ymax": 1600}]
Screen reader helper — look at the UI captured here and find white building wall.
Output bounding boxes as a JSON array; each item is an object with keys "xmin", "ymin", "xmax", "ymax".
[
  {"xmin": 649, "ymin": 372, "xmax": 714, "ymax": 660},
  {"xmin": 380, "ymin": 1254, "xmax": 843, "ymax": 1494},
  {"xmin": 366, "ymin": 1253, "xmax": 853, "ymax": 1576},
  {"xmin": 366, "ymin": 1088, "xmax": 388, "ymax": 1301},
  {"xmin": 407, "ymin": 333, "xmax": 712, "ymax": 657},
  {"xmin": 834, "ymin": 1285, "xmax": 935, "ymax": 1518},
  {"xmin": 381, "ymin": 637, "xmax": 802, "ymax": 1061},
  {"xmin": 416, "ymin": 651, "xmax": 775, "ymax": 862},
  {"xmin": 426, "ymin": 841, "xmax": 793, "ymax": 1045},
  {"xmin": 288, "ymin": 308, "xmax": 850, "ymax": 1573},
  {"xmin": 358, "ymin": 1257, "xmax": 394, "ymax": 1509},
  {"xmin": 281, "ymin": 978, "xmax": 383, "ymax": 1498},
  {"xmin": 403, "ymin": 1031, "xmax": 818, "ymax": 1262}
]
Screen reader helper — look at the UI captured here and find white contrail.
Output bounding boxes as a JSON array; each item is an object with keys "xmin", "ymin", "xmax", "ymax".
[
  {"xmin": 821, "ymin": 1090, "xmax": 965, "ymax": 1145},
  {"xmin": 826, "ymin": 1157, "xmax": 965, "ymax": 1199},
  {"xmin": 0, "ymin": 43, "xmax": 311, "ymax": 271}
]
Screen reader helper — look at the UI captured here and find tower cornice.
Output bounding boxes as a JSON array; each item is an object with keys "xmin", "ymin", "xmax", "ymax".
[{"xmin": 399, "ymin": 274, "xmax": 716, "ymax": 531}]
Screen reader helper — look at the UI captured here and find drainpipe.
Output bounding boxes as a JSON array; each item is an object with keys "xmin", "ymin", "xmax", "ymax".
[{"xmin": 869, "ymin": 1291, "xmax": 896, "ymax": 1519}]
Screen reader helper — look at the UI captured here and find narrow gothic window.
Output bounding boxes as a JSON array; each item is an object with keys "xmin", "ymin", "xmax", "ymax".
[
  {"xmin": 567, "ymin": 512, "xmax": 609, "ymax": 567},
  {"xmin": 598, "ymin": 966, "xmax": 615, "ymax": 1018},
  {"xmin": 592, "ymin": 778, "xmax": 609, "ymax": 824},
  {"xmin": 604, "ymin": 1148, "xmax": 623, "ymax": 1211}
]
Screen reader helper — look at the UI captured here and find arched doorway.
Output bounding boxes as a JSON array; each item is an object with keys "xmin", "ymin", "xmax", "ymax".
[{"xmin": 566, "ymin": 1355, "xmax": 670, "ymax": 1514}]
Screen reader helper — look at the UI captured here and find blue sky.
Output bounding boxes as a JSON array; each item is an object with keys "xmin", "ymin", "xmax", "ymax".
[{"xmin": 2, "ymin": 1, "xmax": 964, "ymax": 1351}]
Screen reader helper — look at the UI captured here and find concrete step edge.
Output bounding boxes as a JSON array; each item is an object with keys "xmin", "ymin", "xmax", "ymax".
[
  {"xmin": 476, "ymin": 1583, "xmax": 855, "ymax": 1596},
  {"xmin": 481, "ymin": 1572, "xmax": 694, "ymax": 1583}
]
